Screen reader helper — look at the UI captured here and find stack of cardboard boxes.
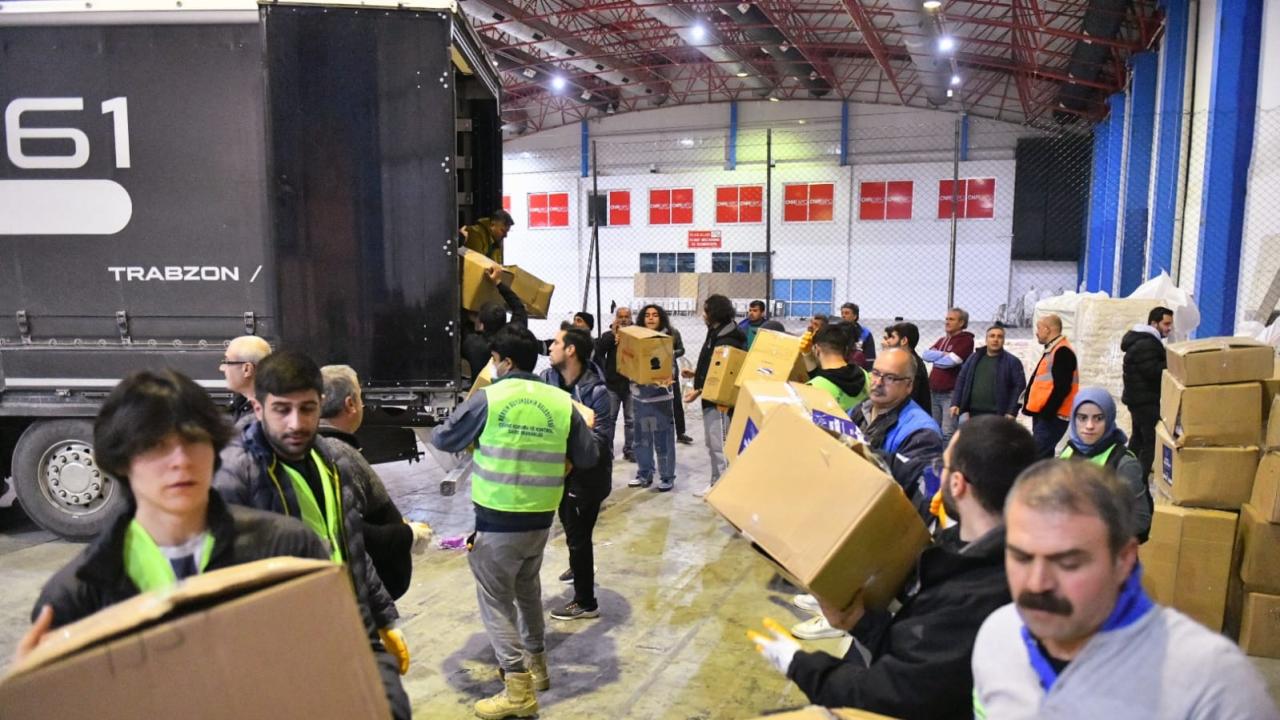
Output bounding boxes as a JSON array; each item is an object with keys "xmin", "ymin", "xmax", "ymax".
[{"xmin": 1143, "ymin": 338, "xmax": 1277, "ymax": 650}]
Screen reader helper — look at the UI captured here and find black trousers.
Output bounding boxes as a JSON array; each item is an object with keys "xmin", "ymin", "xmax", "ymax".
[
  {"xmin": 558, "ymin": 484, "xmax": 606, "ymax": 609},
  {"xmin": 1127, "ymin": 402, "xmax": 1159, "ymax": 479},
  {"xmin": 672, "ymin": 397, "xmax": 686, "ymax": 437}
]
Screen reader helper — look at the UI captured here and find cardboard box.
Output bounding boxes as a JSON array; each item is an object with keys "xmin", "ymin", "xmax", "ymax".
[
  {"xmin": 1159, "ymin": 371, "xmax": 1262, "ymax": 447},
  {"xmin": 707, "ymin": 408, "xmax": 929, "ymax": 611},
  {"xmin": 1262, "ymin": 358, "xmax": 1280, "ymax": 426},
  {"xmin": 1266, "ymin": 395, "xmax": 1280, "ymax": 451},
  {"xmin": 0, "ymin": 559, "xmax": 388, "ymax": 720},
  {"xmin": 1165, "ymin": 337, "xmax": 1275, "ymax": 387},
  {"xmin": 1237, "ymin": 502, "xmax": 1280, "ymax": 594},
  {"xmin": 748, "ymin": 708, "xmax": 899, "ymax": 720},
  {"xmin": 1239, "ymin": 592, "xmax": 1280, "ymax": 659},
  {"xmin": 736, "ymin": 328, "xmax": 808, "ymax": 386},
  {"xmin": 1156, "ymin": 421, "xmax": 1257, "ymax": 509},
  {"xmin": 505, "ymin": 265, "xmax": 554, "ymax": 319},
  {"xmin": 460, "ymin": 247, "xmax": 514, "ymax": 312},
  {"xmin": 701, "ymin": 346, "xmax": 747, "ymax": 406},
  {"xmin": 1140, "ymin": 503, "xmax": 1238, "ymax": 631},
  {"xmin": 1251, "ymin": 452, "xmax": 1280, "ymax": 523},
  {"xmin": 616, "ymin": 325, "xmax": 674, "ymax": 385},
  {"xmin": 724, "ymin": 380, "xmax": 859, "ymax": 464},
  {"xmin": 467, "ymin": 359, "xmax": 497, "ymax": 399}
]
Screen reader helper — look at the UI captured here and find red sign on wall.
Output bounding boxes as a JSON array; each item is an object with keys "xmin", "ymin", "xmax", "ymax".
[
  {"xmin": 859, "ymin": 181, "xmax": 914, "ymax": 221},
  {"xmin": 937, "ymin": 178, "xmax": 996, "ymax": 219},
  {"xmin": 502, "ymin": 195, "xmax": 511, "ymax": 212},
  {"xmin": 529, "ymin": 192, "xmax": 569, "ymax": 228},
  {"xmin": 608, "ymin": 190, "xmax": 631, "ymax": 226},
  {"xmin": 649, "ymin": 188, "xmax": 694, "ymax": 225},
  {"xmin": 688, "ymin": 230, "xmax": 722, "ymax": 249},
  {"xmin": 783, "ymin": 182, "xmax": 835, "ymax": 222},
  {"xmin": 715, "ymin": 185, "xmax": 764, "ymax": 223}
]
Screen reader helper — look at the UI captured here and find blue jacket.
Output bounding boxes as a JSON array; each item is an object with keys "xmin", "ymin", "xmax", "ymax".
[{"xmin": 951, "ymin": 349, "xmax": 1027, "ymax": 416}]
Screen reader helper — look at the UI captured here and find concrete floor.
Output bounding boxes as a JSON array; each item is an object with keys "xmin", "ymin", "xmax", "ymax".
[{"xmin": 2, "ymin": 401, "xmax": 1280, "ymax": 718}]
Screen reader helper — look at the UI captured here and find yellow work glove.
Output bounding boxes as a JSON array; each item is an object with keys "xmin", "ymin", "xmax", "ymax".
[
  {"xmin": 746, "ymin": 618, "xmax": 800, "ymax": 675},
  {"xmin": 930, "ymin": 488, "xmax": 950, "ymax": 526},
  {"xmin": 379, "ymin": 627, "xmax": 410, "ymax": 675}
]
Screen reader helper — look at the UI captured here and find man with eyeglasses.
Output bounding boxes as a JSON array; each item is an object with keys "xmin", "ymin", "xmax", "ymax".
[
  {"xmin": 220, "ymin": 335, "xmax": 271, "ymax": 429},
  {"xmin": 850, "ymin": 348, "xmax": 944, "ymax": 518}
]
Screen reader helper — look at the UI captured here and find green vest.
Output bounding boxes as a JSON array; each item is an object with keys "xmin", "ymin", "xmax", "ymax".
[
  {"xmin": 1060, "ymin": 443, "xmax": 1130, "ymax": 469},
  {"xmin": 123, "ymin": 520, "xmax": 215, "ymax": 593},
  {"xmin": 269, "ymin": 449, "xmax": 345, "ymax": 563},
  {"xmin": 807, "ymin": 369, "xmax": 870, "ymax": 413},
  {"xmin": 472, "ymin": 378, "xmax": 573, "ymax": 513}
]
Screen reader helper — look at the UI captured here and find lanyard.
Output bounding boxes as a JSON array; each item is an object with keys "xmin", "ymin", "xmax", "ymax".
[
  {"xmin": 268, "ymin": 450, "xmax": 345, "ymax": 563},
  {"xmin": 123, "ymin": 520, "xmax": 214, "ymax": 593}
]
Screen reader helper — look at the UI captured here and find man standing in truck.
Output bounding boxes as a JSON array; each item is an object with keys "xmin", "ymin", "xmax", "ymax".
[{"xmin": 462, "ymin": 210, "xmax": 516, "ymax": 264}]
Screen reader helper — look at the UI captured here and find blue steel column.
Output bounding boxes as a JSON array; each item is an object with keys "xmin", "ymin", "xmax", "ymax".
[
  {"xmin": 959, "ymin": 113, "xmax": 970, "ymax": 161},
  {"xmin": 839, "ymin": 101, "xmax": 849, "ymax": 167},
  {"xmin": 728, "ymin": 101, "xmax": 739, "ymax": 170},
  {"xmin": 1085, "ymin": 115, "xmax": 1112, "ymax": 290},
  {"xmin": 580, "ymin": 120, "xmax": 589, "ymax": 178},
  {"xmin": 1085, "ymin": 94, "xmax": 1127, "ymax": 293},
  {"xmin": 1149, "ymin": 0, "xmax": 1191, "ymax": 276},
  {"xmin": 1119, "ymin": 52, "xmax": 1158, "ymax": 294},
  {"xmin": 1195, "ymin": 0, "xmax": 1263, "ymax": 336}
]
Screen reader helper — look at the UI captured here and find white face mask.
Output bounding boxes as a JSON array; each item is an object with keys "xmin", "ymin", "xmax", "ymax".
[{"xmin": 493, "ymin": 357, "xmax": 514, "ymax": 378}]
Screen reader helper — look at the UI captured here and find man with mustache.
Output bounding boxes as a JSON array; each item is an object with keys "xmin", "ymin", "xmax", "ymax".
[
  {"xmin": 849, "ymin": 348, "xmax": 944, "ymax": 517},
  {"xmin": 972, "ymin": 461, "xmax": 1278, "ymax": 718},
  {"xmin": 756, "ymin": 416, "xmax": 1036, "ymax": 719},
  {"xmin": 215, "ymin": 350, "xmax": 410, "ymax": 719}
]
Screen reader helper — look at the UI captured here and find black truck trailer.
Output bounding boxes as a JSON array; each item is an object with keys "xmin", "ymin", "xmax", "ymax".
[{"xmin": 0, "ymin": 0, "xmax": 503, "ymax": 539}]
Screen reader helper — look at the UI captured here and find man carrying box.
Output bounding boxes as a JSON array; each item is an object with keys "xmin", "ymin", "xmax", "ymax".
[
  {"xmin": 750, "ymin": 416, "xmax": 1037, "ymax": 719},
  {"xmin": 972, "ymin": 461, "xmax": 1277, "ymax": 718},
  {"xmin": 805, "ymin": 325, "xmax": 869, "ymax": 413},
  {"xmin": 461, "ymin": 209, "xmax": 515, "ymax": 264},
  {"xmin": 19, "ymin": 370, "xmax": 411, "ymax": 719},
  {"xmin": 431, "ymin": 325, "xmax": 598, "ymax": 719}
]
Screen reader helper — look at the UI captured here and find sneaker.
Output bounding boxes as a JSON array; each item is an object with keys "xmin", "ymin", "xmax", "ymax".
[
  {"xmin": 693, "ymin": 483, "xmax": 715, "ymax": 498},
  {"xmin": 792, "ymin": 594, "xmax": 820, "ymax": 613},
  {"xmin": 622, "ymin": 451, "xmax": 636, "ymax": 462},
  {"xmin": 677, "ymin": 434, "xmax": 695, "ymax": 445},
  {"xmin": 550, "ymin": 601, "xmax": 600, "ymax": 621},
  {"xmin": 656, "ymin": 478, "xmax": 674, "ymax": 492},
  {"xmin": 791, "ymin": 614, "xmax": 845, "ymax": 640},
  {"xmin": 558, "ymin": 568, "xmax": 574, "ymax": 584},
  {"xmin": 628, "ymin": 476, "xmax": 652, "ymax": 488}
]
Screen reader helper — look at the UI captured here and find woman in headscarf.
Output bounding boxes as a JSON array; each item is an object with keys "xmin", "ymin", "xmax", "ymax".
[{"xmin": 1059, "ymin": 386, "xmax": 1153, "ymax": 542}]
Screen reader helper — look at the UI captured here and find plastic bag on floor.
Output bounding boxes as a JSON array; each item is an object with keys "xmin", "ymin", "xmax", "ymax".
[{"xmin": 1125, "ymin": 271, "xmax": 1200, "ymax": 341}]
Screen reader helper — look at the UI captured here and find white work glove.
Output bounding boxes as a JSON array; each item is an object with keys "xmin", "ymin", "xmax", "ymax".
[
  {"xmin": 747, "ymin": 618, "xmax": 800, "ymax": 675},
  {"xmin": 407, "ymin": 521, "xmax": 433, "ymax": 555}
]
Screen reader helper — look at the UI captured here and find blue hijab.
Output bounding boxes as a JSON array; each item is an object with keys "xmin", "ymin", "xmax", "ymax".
[{"xmin": 1068, "ymin": 387, "xmax": 1129, "ymax": 456}]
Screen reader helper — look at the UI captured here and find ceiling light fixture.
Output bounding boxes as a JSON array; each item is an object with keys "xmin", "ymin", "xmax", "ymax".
[
  {"xmin": 737, "ymin": 2, "xmax": 751, "ymax": 13},
  {"xmin": 950, "ymin": 74, "xmax": 961, "ymax": 86},
  {"xmin": 736, "ymin": 71, "xmax": 749, "ymax": 78},
  {"xmin": 937, "ymin": 36, "xmax": 956, "ymax": 53},
  {"xmin": 581, "ymin": 90, "xmax": 592, "ymax": 101},
  {"xmin": 680, "ymin": 138, "xmax": 695, "ymax": 147},
  {"xmin": 923, "ymin": 0, "xmax": 942, "ymax": 9},
  {"xmin": 691, "ymin": 23, "xmax": 707, "ymax": 41},
  {"xmin": 797, "ymin": 119, "xmax": 806, "ymax": 125},
  {"xmin": 551, "ymin": 75, "xmax": 566, "ymax": 91},
  {"xmin": 768, "ymin": 96, "xmax": 780, "ymax": 102},
  {"xmin": 946, "ymin": 88, "xmax": 954, "ymax": 98},
  {"xmin": 521, "ymin": 68, "xmax": 537, "ymax": 79}
]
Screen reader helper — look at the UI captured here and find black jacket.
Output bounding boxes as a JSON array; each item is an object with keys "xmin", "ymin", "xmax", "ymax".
[
  {"xmin": 694, "ymin": 321, "xmax": 748, "ymax": 409},
  {"xmin": 462, "ymin": 283, "xmax": 528, "ymax": 379},
  {"xmin": 318, "ymin": 426, "xmax": 414, "ymax": 600},
  {"xmin": 594, "ymin": 329, "xmax": 628, "ymax": 395},
  {"xmin": 214, "ymin": 421, "xmax": 399, "ymax": 632},
  {"xmin": 788, "ymin": 527, "xmax": 1011, "ymax": 720},
  {"xmin": 952, "ymin": 350, "xmax": 1027, "ymax": 416},
  {"xmin": 808, "ymin": 364, "xmax": 867, "ymax": 400},
  {"xmin": 1121, "ymin": 327, "xmax": 1166, "ymax": 407},
  {"xmin": 541, "ymin": 362, "xmax": 615, "ymax": 501},
  {"xmin": 910, "ymin": 350, "xmax": 932, "ymax": 413},
  {"xmin": 33, "ymin": 492, "xmax": 327, "ymax": 629}
]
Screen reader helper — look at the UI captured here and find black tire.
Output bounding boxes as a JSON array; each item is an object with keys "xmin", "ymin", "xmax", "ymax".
[{"xmin": 12, "ymin": 419, "xmax": 124, "ymax": 541}]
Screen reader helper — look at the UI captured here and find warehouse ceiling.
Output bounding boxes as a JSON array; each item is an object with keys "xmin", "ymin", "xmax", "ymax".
[{"xmin": 459, "ymin": 0, "xmax": 1162, "ymax": 135}]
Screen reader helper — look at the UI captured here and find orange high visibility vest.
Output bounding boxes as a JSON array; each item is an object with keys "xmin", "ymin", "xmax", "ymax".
[{"xmin": 1026, "ymin": 337, "xmax": 1078, "ymax": 419}]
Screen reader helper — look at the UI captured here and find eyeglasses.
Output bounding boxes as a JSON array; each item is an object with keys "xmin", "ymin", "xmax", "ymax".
[
  {"xmin": 219, "ymin": 359, "xmax": 248, "ymax": 367},
  {"xmin": 928, "ymin": 458, "xmax": 949, "ymax": 477},
  {"xmin": 869, "ymin": 369, "xmax": 910, "ymax": 384}
]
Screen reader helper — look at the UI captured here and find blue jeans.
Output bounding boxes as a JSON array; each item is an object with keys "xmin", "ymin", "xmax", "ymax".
[
  {"xmin": 932, "ymin": 390, "xmax": 958, "ymax": 444},
  {"xmin": 634, "ymin": 399, "xmax": 676, "ymax": 483},
  {"xmin": 1033, "ymin": 416, "xmax": 1070, "ymax": 460}
]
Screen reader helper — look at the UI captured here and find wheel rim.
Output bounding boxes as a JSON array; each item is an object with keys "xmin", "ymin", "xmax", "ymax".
[{"xmin": 37, "ymin": 440, "xmax": 116, "ymax": 518}]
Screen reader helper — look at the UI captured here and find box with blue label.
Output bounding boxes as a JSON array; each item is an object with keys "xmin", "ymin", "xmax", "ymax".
[
  {"xmin": 1156, "ymin": 421, "xmax": 1258, "ymax": 510},
  {"xmin": 735, "ymin": 329, "xmax": 809, "ymax": 387},
  {"xmin": 724, "ymin": 380, "xmax": 859, "ymax": 465}
]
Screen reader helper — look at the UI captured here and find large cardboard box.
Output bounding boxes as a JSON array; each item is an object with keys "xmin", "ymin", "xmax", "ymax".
[
  {"xmin": 1266, "ymin": 395, "xmax": 1280, "ymax": 451},
  {"xmin": 736, "ymin": 328, "xmax": 808, "ymax": 386},
  {"xmin": 707, "ymin": 408, "xmax": 929, "ymax": 611},
  {"xmin": 1159, "ymin": 371, "xmax": 1262, "ymax": 447},
  {"xmin": 1239, "ymin": 592, "xmax": 1280, "ymax": 659},
  {"xmin": 505, "ymin": 265, "xmax": 554, "ymax": 319},
  {"xmin": 1166, "ymin": 337, "xmax": 1275, "ymax": 387},
  {"xmin": 1251, "ymin": 452, "xmax": 1280, "ymax": 523},
  {"xmin": 1237, "ymin": 502, "xmax": 1280, "ymax": 594},
  {"xmin": 701, "ymin": 346, "xmax": 748, "ymax": 406},
  {"xmin": 1140, "ymin": 503, "xmax": 1238, "ymax": 631},
  {"xmin": 724, "ymin": 380, "xmax": 858, "ymax": 464},
  {"xmin": 616, "ymin": 325, "xmax": 674, "ymax": 385},
  {"xmin": 467, "ymin": 358, "xmax": 497, "ymax": 399},
  {"xmin": 460, "ymin": 247, "xmax": 514, "ymax": 312},
  {"xmin": 0, "ymin": 559, "xmax": 388, "ymax": 720},
  {"xmin": 1155, "ymin": 421, "xmax": 1258, "ymax": 509}
]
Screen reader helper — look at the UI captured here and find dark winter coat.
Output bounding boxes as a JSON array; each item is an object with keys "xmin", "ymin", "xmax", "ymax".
[
  {"xmin": 788, "ymin": 527, "xmax": 1011, "ymax": 720},
  {"xmin": 214, "ymin": 421, "xmax": 400, "ymax": 631},
  {"xmin": 952, "ymin": 349, "xmax": 1028, "ymax": 416},
  {"xmin": 1121, "ymin": 326, "xmax": 1166, "ymax": 407},
  {"xmin": 694, "ymin": 321, "xmax": 748, "ymax": 409},
  {"xmin": 594, "ymin": 329, "xmax": 629, "ymax": 395},
  {"xmin": 318, "ymin": 426, "xmax": 414, "ymax": 600},
  {"xmin": 541, "ymin": 361, "xmax": 616, "ymax": 501},
  {"xmin": 461, "ymin": 283, "xmax": 528, "ymax": 379}
]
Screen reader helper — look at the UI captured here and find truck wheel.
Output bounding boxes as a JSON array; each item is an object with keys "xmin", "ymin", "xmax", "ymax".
[{"xmin": 12, "ymin": 420, "xmax": 124, "ymax": 540}]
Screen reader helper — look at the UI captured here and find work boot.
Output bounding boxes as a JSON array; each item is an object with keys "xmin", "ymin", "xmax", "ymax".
[
  {"xmin": 527, "ymin": 651, "xmax": 550, "ymax": 691},
  {"xmin": 474, "ymin": 671, "xmax": 538, "ymax": 720}
]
